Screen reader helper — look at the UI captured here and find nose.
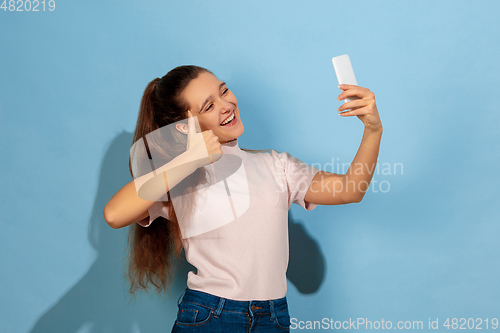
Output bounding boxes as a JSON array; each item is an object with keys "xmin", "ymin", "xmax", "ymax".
[{"xmin": 220, "ymin": 100, "xmax": 232, "ymax": 113}]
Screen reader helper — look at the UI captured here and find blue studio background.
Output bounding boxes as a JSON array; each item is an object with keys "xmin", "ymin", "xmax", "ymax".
[{"xmin": 1, "ymin": 1, "xmax": 499, "ymax": 332}]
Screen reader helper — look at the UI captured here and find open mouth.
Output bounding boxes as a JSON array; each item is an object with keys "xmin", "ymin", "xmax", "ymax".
[{"xmin": 220, "ymin": 112, "xmax": 236, "ymax": 126}]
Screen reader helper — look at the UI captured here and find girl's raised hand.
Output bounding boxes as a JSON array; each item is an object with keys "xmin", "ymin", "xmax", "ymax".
[
  {"xmin": 186, "ymin": 110, "xmax": 223, "ymax": 167},
  {"xmin": 337, "ymin": 84, "xmax": 382, "ymax": 132}
]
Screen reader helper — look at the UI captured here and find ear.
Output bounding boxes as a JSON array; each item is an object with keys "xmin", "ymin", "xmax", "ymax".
[{"xmin": 175, "ymin": 123, "xmax": 188, "ymax": 134}]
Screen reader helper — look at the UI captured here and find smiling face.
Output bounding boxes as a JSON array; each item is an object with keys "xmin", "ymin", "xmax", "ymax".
[{"xmin": 178, "ymin": 72, "xmax": 244, "ymax": 144}]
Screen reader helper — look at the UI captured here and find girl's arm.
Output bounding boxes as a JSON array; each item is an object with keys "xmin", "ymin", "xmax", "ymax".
[
  {"xmin": 104, "ymin": 111, "xmax": 224, "ymax": 229},
  {"xmin": 103, "ymin": 151, "xmax": 201, "ymax": 229},
  {"xmin": 304, "ymin": 84, "xmax": 383, "ymax": 205}
]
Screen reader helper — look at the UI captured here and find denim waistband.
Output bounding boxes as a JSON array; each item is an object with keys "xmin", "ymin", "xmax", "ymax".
[{"xmin": 177, "ymin": 287, "xmax": 288, "ymax": 320}]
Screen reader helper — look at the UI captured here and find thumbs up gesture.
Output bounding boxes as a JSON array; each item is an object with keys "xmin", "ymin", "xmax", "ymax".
[{"xmin": 185, "ymin": 110, "xmax": 223, "ymax": 168}]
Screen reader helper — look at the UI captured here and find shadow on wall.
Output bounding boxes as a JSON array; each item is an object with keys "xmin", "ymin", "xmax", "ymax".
[
  {"xmin": 28, "ymin": 131, "xmax": 325, "ymax": 333},
  {"xmin": 287, "ymin": 212, "xmax": 326, "ymax": 294}
]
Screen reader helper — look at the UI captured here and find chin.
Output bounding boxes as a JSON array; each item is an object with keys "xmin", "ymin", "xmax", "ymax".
[
  {"xmin": 234, "ymin": 122, "xmax": 245, "ymax": 138},
  {"xmin": 220, "ymin": 118, "xmax": 244, "ymax": 138},
  {"xmin": 222, "ymin": 131, "xmax": 244, "ymax": 144}
]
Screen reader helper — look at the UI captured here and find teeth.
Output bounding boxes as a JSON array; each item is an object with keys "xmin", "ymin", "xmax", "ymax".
[{"xmin": 220, "ymin": 113, "xmax": 235, "ymax": 125}]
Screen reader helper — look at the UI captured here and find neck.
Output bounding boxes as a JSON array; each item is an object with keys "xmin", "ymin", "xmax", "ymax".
[
  {"xmin": 221, "ymin": 138, "xmax": 238, "ymax": 146},
  {"xmin": 220, "ymin": 137, "xmax": 242, "ymax": 156}
]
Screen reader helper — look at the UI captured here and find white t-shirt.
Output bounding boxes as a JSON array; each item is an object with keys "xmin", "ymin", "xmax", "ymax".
[{"xmin": 137, "ymin": 138, "xmax": 320, "ymax": 300}]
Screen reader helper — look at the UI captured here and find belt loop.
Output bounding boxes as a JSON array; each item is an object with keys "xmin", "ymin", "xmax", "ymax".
[
  {"xmin": 214, "ymin": 297, "xmax": 225, "ymax": 318},
  {"xmin": 177, "ymin": 288, "xmax": 187, "ymax": 307},
  {"xmin": 248, "ymin": 301, "xmax": 254, "ymax": 317},
  {"xmin": 269, "ymin": 300, "xmax": 276, "ymax": 321}
]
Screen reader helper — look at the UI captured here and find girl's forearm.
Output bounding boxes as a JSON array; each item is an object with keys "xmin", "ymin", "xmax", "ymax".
[
  {"xmin": 343, "ymin": 126, "xmax": 383, "ymax": 202},
  {"xmin": 103, "ymin": 151, "xmax": 201, "ymax": 229}
]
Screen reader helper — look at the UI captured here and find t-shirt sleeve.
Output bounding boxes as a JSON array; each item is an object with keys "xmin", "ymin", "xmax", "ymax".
[
  {"xmin": 136, "ymin": 201, "xmax": 170, "ymax": 227},
  {"xmin": 272, "ymin": 150, "xmax": 321, "ymax": 211}
]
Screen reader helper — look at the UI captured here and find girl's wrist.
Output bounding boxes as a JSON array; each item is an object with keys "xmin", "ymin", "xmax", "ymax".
[{"xmin": 364, "ymin": 124, "xmax": 383, "ymax": 134}]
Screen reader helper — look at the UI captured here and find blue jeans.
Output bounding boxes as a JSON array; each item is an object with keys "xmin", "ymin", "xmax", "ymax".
[{"xmin": 171, "ymin": 287, "xmax": 291, "ymax": 332}]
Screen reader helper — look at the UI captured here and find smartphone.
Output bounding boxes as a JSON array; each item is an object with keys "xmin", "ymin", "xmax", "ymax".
[{"xmin": 332, "ymin": 54, "xmax": 360, "ymax": 104}]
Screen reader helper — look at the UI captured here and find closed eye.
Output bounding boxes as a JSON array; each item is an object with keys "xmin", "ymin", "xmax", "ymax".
[{"xmin": 205, "ymin": 88, "xmax": 230, "ymax": 111}]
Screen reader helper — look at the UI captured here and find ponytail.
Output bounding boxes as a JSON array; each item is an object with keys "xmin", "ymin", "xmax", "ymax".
[{"xmin": 125, "ymin": 66, "xmax": 211, "ymax": 300}]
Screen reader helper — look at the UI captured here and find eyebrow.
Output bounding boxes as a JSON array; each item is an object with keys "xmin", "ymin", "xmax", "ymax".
[{"xmin": 199, "ymin": 82, "xmax": 227, "ymax": 112}]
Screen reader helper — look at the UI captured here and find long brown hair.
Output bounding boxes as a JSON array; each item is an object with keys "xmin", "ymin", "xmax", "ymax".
[{"xmin": 125, "ymin": 65, "xmax": 266, "ymax": 300}]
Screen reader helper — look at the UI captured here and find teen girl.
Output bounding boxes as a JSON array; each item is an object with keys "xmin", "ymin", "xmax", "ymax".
[{"xmin": 104, "ymin": 65, "xmax": 383, "ymax": 332}]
